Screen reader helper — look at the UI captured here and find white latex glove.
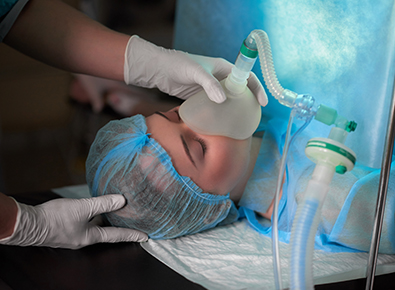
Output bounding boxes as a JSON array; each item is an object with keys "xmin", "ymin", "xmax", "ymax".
[
  {"xmin": 124, "ymin": 36, "xmax": 268, "ymax": 106},
  {"xmin": 0, "ymin": 195, "xmax": 148, "ymax": 249}
]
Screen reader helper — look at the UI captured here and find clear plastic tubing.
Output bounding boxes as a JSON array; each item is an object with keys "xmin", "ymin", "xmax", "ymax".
[
  {"xmin": 271, "ymin": 113, "xmax": 294, "ymax": 290},
  {"xmin": 243, "ymin": 30, "xmax": 319, "ymax": 289},
  {"xmin": 271, "ymin": 109, "xmax": 313, "ymax": 290},
  {"xmin": 290, "ymin": 163, "xmax": 334, "ymax": 290},
  {"xmin": 243, "ymin": 29, "xmax": 298, "ymax": 289},
  {"xmin": 248, "ymin": 29, "xmax": 298, "ymax": 107}
]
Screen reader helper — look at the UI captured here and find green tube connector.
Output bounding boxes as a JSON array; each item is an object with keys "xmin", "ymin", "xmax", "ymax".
[
  {"xmin": 315, "ymin": 105, "xmax": 337, "ymax": 125},
  {"xmin": 346, "ymin": 121, "xmax": 357, "ymax": 132},
  {"xmin": 315, "ymin": 104, "xmax": 357, "ymax": 132}
]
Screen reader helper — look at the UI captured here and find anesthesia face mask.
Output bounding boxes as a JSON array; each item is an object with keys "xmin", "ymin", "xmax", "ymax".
[
  {"xmin": 179, "ymin": 34, "xmax": 264, "ymax": 140},
  {"xmin": 179, "ymin": 78, "xmax": 262, "ymax": 140}
]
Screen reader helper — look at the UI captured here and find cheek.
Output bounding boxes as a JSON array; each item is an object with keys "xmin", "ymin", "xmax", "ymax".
[
  {"xmin": 223, "ymin": 149, "xmax": 249, "ymax": 178},
  {"xmin": 207, "ymin": 144, "xmax": 250, "ymax": 193},
  {"xmin": 221, "ymin": 139, "xmax": 250, "ymax": 171}
]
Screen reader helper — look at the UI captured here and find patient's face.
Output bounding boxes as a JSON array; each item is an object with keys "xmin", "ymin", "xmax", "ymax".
[{"xmin": 145, "ymin": 106, "xmax": 251, "ymax": 195}]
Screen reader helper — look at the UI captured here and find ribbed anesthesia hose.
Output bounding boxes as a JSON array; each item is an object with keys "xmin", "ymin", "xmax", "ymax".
[{"xmin": 248, "ymin": 30, "xmax": 298, "ymax": 108}]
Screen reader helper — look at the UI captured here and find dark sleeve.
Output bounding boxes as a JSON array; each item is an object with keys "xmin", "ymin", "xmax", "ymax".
[{"xmin": 0, "ymin": 0, "xmax": 29, "ymax": 42}]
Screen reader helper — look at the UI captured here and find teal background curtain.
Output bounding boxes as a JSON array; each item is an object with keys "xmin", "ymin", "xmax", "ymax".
[{"xmin": 173, "ymin": 0, "xmax": 395, "ymax": 169}]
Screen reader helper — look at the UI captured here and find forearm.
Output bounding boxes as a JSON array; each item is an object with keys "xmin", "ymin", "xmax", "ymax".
[
  {"xmin": 3, "ymin": 0, "xmax": 129, "ymax": 81},
  {"xmin": 0, "ymin": 193, "xmax": 18, "ymax": 239}
]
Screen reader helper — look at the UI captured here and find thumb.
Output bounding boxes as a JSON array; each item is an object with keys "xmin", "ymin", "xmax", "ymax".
[{"xmin": 248, "ymin": 73, "xmax": 268, "ymax": 106}]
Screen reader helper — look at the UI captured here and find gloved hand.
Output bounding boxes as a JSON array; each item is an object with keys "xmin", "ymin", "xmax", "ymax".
[
  {"xmin": 124, "ymin": 36, "xmax": 268, "ymax": 106},
  {"xmin": 0, "ymin": 195, "xmax": 148, "ymax": 249}
]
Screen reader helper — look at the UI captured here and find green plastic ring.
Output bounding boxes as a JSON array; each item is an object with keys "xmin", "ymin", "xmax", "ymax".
[
  {"xmin": 240, "ymin": 41, "xmax": 258, "ymax": 58},
  {"xmin": 306, "ymin": 140, "xmax": 356, "ymax": 165}
]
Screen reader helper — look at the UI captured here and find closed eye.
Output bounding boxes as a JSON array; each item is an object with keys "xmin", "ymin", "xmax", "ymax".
[
  {"xmin": 174, "ymin": 110, "xmax": 206, "ymax": 155},
  {"xmin": 194, "ymin": 137, "xmax": 207, "ymax": 156},
  {"xmin": 181, "ymin": 135, "xmax": 196, "ymax": 167},
  {"xmin": 155, "ymin": 111, "xmax": 169, "ymax": 120}
]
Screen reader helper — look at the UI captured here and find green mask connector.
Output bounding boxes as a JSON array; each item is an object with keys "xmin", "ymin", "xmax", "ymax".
[{"xmin": 240, "ymin": 40, "xmax": 258, "ymax": 58}]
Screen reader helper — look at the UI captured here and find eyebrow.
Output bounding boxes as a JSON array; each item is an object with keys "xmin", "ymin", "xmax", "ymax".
[
  {"xmin": 154, "ymin": 111, "xmax": 170, "ymax": 120},
  {"xmin": 181, "ymin": 135, "xmax": 197, "ymax": 168}
]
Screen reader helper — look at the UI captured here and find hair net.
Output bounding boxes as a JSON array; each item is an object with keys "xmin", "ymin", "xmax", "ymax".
[{"xmin": 86, "ymin": 115, "xmax": 238, "ymax": 239}]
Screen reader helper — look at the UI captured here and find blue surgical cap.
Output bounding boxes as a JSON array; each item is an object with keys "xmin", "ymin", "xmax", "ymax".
[{"xmin": 86, "ymin": 115, "xmax": 238, "ymax": 239}]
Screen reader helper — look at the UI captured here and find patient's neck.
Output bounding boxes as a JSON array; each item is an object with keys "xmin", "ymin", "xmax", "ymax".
[{"xmin": 230, "ymin": 133, "xmax": 285, "ymax": 220}]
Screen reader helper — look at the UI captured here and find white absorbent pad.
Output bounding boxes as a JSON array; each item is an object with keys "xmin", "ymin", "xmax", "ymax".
[
  {"xmin": 53, "ymin": 184, "xmax": 395, "ymax": 289},
  {"xmin": 141, "ymin": 220, "xmax": 395, "ymax": 290}
]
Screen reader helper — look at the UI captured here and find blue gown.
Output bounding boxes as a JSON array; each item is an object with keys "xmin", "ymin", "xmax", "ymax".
[{"xmin": 238, "ymin": 118, "xmax": 395, "ymax": 254}]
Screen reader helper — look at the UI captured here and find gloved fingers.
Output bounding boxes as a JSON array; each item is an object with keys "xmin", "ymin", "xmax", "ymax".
[
  {"xmin": 171, "ymin": 84, "xmax": 203, "ymax": 100},
  {"xmin": 186, "ymin": 54, "xmax": 230, "ymax": 103},
  {"xmin": 247, "ymin": 72, "xmax": 268, "ymax": 107},
  {"xmin": 193, "ymin": 66, "xmax": 226, "ymax": 103},
  {"xmin": 89, "ymin": 226, "xmax": 149, "ymax": 245},
  {"xmin": 211, "ymin": 58, "xmax": 233, "ymax": 81},
  {"xmin": 83, "ymin": 194, "xmax": 126, "ymax": 221},
  {"xmin": 189, "ymin": 56, "xmax": 267, "ymax": 105}
]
